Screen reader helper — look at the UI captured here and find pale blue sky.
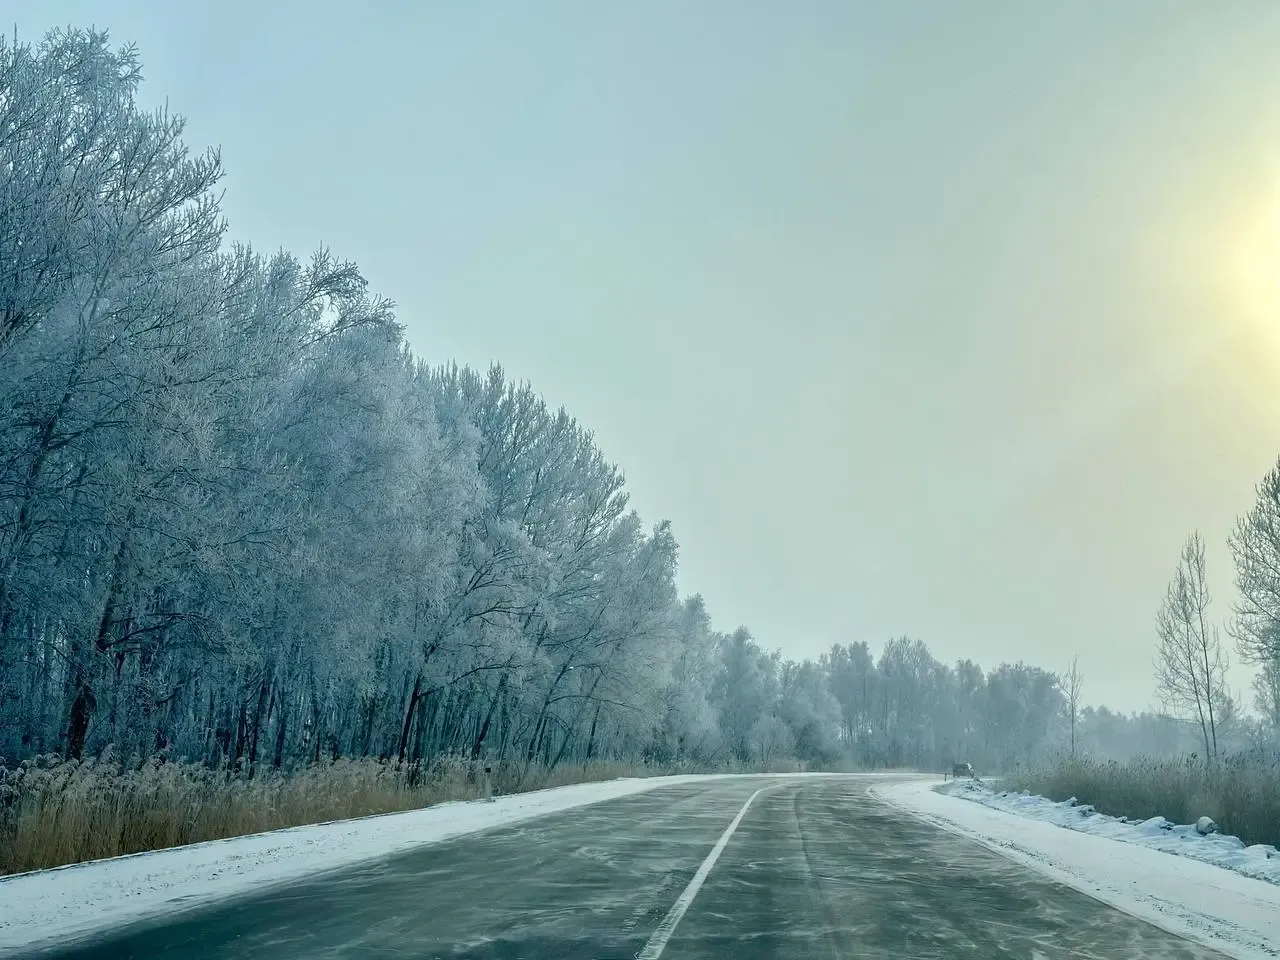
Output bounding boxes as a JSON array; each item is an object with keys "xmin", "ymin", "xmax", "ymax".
[{"xmin": 16, "ymin": 1, "xmax": 1280, "ymax": 711}]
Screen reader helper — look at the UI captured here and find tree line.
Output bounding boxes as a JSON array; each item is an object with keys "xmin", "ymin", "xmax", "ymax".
[{"xmin": 2, "ymin": 28, "xmax": 1079, "ymax": 781}]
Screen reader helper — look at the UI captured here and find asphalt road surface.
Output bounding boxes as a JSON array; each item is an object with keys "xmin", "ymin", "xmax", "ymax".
[{"xmin": 18, "ymin": 776, "xmax": 1229, "ymax": 959}]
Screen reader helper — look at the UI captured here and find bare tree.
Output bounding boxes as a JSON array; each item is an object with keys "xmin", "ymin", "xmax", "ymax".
[
  {"xmin": 1154, "ymin": 532, "xmax": 1229, "ymax": 764},
  {"xmin": 1064, "ymin": 656, "xmax": 1084, "ymax": 757}
]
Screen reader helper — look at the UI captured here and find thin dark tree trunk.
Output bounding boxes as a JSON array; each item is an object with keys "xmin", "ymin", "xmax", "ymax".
[
  {"xmin": 65, "ymin": 669, "xmax": 96, "ymax": 760},
  {"xmin": 273, "ymin": 692, "xmax": 288, "ymax": 769},
  {"xmin": 398, "ymin": 673, "xmax": 423, "ymax": 764},
  {"xmin": 247, "ymin": 674, "xmax": 272, "ymax": 775},
  {"xmin": 471, "ymin": 675, "xmax": 507, "ymax": 760}
]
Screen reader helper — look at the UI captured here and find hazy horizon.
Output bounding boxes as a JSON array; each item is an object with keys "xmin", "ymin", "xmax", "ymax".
[{"xmin": 16, "ymin": 0, "xmax": 1280, "ymax": 714}]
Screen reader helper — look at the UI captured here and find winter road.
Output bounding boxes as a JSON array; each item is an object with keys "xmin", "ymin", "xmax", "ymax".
[{"xmin": 16, "ymin": 776, "xmax": 1227, "ymax": 959}]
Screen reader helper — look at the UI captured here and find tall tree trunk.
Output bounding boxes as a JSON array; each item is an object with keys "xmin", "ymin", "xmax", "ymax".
[
  {"xmin": 273, "ymin": 691, "xmax": 288, "ymax": 769},
  {"xmin": 471, "ymin": 675, "xmax": 507, "ymax": 760},
  {"xmin": 65, "ymin": 668, "xmax": 96, "ymax": 759},
  {"xmin": 550, "ymin": 670, "xmax": 604, "ymax": 770},
  {"xmin": 247, "ymin": 673, "xmax": 272, "ymax": 775},
  {"xmin": 398, "ymin": 673, "xmax": 423, "ymax": 764},
  {"xmin": 584, "ymin": 702, "xmax": 602, "ymax": 766},
  {"xmin": 0, "ymin": 394, "xmax": 74, "ymax": 638},
  {"xmin": 233, "ymin": 697, "xmax": 249, "ymax": 766}
]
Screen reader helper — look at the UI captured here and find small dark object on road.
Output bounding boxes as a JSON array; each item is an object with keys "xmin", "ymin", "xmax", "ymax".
[{"xmin": 946, "ymin": 762, "xmax": 974, "ymax": 781}]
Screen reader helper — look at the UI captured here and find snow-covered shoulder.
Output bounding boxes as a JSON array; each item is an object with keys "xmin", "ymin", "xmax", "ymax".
[
  {"xmin": 870, "ymin": 778, "xmax": 1280, "ymax": 960},
  {"xmin": 0, "ymin": 774, "xmax": 722, "ymax": 954},
  {"xmin": 939, "ymin": 779, "xmax": 1280, "ymax": 884}
]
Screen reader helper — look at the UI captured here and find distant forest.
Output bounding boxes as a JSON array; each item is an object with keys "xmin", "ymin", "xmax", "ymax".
[{"xmin": 1, "ymin": 30, "xmax": 1276, "ymax": 781}]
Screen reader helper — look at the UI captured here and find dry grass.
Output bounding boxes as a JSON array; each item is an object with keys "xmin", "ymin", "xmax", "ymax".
[
  {"xmin": 1008, "ymin": 752, "xmax": 1280, "ymax": 849},
  {"xmin": 0, "ymin": 749, "xmax": 830, "ymax": 876},
  {"xmin": 0, "ymin": 752, "xmax": 675, "ymax": 876}
]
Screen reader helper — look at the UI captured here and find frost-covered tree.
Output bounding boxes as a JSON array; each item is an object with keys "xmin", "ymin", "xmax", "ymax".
[
  {"xmin": 649, "ymin": 596, "xmax": 723, "ymax": 765},
  {"xmin": 1253, "ymin": 659, "xmax": 1280, "ymax": 736},
  {"xmin": 952, "ymin": 658, "xmax": 986, "ymax": 763},
  {"xmin": 776, "ymin": 659, "xmax": 840, "ymax": 765},
  {"xmin": 824, "ymin": 641, "xmax": 877, "ymax": 758},
  {"xmin": 983, "ymin": 662, "xmax": 1063, "ymax": 771},
  {"xmin": 1063, "ymin": 656, "xmax": 1084, "ymax": 757},
  {"xmin": 1155, "ymin": 532, "xmax": 1229, "ymax": 764},
  {"xmin": 711, "ymin": 628, "xmax": 773, "ymax": 763},
  {"xmin": 1229, "ymin": 461, "xmax": 1280, "ymax": 704},
  {"xmin": 0, "ymin": 25, "xmax": 1076, "ymax": 780}
]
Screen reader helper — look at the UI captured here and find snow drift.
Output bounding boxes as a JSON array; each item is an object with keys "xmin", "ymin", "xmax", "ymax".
[{"xmin": 939, "ymin": 778, "xmax": 1279, "ymax": 885}]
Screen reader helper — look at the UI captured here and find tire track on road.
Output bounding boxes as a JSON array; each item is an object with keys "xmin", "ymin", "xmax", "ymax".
[{"xmin": 793, "ymin": 784, "xmax": 856, "ymax": 960}]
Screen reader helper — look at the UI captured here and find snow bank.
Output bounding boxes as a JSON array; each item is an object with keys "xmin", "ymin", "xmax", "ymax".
[
  {"xmin": 871, "ymin": 778, "xmax": 1280, "ymax": 960},
  {"xmin": 938, "ymin": 779, "xmax": 1280, "ymax": 885},
  {"xmin": 0, "ymin": 774, "xmax": 727, "ymax": 955}
]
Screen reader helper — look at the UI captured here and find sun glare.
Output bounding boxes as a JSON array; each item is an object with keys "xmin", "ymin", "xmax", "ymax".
[{"xmin": 1223, "ymin": 171, "xmax": 1280, "ymax": 329}]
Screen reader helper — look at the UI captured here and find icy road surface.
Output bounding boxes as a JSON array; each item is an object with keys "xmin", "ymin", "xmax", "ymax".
[
  {"xmin": 872, "ymin": 778, "xmax": 1280, "ymax": 959},
  {"xmin": 5, "ymin": 774, "xmax": 1236, "ymax": 959}
]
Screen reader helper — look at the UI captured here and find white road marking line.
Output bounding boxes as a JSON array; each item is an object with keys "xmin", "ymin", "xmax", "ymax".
[{"xmin": 635, "ymin": 786, "xmax": 770, "ymax": 959}]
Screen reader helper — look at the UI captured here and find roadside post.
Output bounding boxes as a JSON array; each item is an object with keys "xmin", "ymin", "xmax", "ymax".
[{"xmin": 483, "ymin": 764, "xmax": 494, "ymax": 802}]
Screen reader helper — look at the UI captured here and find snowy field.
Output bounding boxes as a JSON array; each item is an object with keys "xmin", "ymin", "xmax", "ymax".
[{"xmin": 872, "ymin": 778, "xmax": 1280, "ymax": 960}]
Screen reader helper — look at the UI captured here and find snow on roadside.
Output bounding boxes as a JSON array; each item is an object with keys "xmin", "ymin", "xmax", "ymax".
[
  {"xmin": 939, "ymin": 778, "xmax": 1280, "ymax": 885},
  {"xmin": 0, "ymin": 774, "xmax": 728, "ymax": 955},
  {"xmin": 871, "ymin": 778, "xmax": 1280, "ymax": 960}
]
